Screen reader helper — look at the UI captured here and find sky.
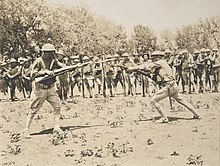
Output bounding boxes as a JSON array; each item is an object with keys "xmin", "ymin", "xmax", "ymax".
[{"xmin": 48, "ymin": 0, "xmax": 220, "ymax": 33}]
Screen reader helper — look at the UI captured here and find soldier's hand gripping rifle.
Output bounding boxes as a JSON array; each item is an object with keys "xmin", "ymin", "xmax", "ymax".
[{"xmin": 35, "ymin": 62, "xmax": 90, "ymax": 83}]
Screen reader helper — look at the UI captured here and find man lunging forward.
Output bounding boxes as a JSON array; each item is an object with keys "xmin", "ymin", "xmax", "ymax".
[
  {"xmin": 128, "ymin": 51, "xmax": 201, "ymax": 123},
  {"xmin": 23, "ymin": 43, "xmax": 64, "ymax": 138}
]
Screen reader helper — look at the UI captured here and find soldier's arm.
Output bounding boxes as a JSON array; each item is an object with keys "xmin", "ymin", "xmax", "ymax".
[{"xmin": 30, "ymin": 59, "xmax": 52, "ymax": 79}]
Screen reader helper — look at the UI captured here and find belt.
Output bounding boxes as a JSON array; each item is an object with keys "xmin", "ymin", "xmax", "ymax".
[{"xmin": 35, "ymin": 83, "xmax": 54, "ymax": 89}]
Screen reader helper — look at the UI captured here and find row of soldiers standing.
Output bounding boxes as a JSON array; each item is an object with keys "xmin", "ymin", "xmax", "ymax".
[
  {"xmin": 165, "ymin": 47, "xmax": 220, "ymax": 94},
  {"xmin": 0, "ymin": 47, "xmax": 220, "ymax": 102}
]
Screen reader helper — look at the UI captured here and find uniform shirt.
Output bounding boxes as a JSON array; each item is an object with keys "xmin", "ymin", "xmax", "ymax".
[
  {"xmin": 138, "ymin": 59, "xmax": 174, "ymax": 82},
  {"xmin": 31, "ymin": 57, "xmax": 62, "ymax": 85}
]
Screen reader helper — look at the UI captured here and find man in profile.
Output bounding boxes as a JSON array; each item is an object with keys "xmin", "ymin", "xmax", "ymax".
[{"xmin": 128, "ymin": 51, "xmax": 201, "ymax": 123}]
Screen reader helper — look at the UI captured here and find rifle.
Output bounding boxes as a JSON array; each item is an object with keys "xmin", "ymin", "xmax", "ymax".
[
  {"xmin": 93, "ymin": 58, "xmax": 115, "ymax": 64},
  {"xmin": 35, "ymin": 62, "xmax": 89, "ymax": 83},
  {"xmin": 167, "ymin": 87, "xmax": 173, "ymax": 110},
  {"xmin": 115, "ymin": 64, "xmax": 151, "ymax": 77},
  {"xmin": 141, "ymin": 75, "xmax": 145, "ymax": 97},
  {"xmin": 101, "ymin": 57, "xmax": 106, "ymax": 97}
]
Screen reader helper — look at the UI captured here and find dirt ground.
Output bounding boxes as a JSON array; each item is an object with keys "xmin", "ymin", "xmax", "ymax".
[{"xmin": 0, "ymin": 92, "xmax": 219, "ymax": 166}]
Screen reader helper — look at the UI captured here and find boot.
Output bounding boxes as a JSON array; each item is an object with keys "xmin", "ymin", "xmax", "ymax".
[
  {"xmin": 53, "ymin": 115, "xmax": 63, "ymax": 135},
  {"xmin": 23, "ymin": 113, "xmax": 34, "ymax": 139}
]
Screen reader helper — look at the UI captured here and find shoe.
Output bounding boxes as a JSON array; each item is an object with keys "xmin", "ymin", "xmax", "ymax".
[
  {"xmin": 155, "ymin": 117, "xmax": 169, "ymax": 123},
  {"xmin": 53, "ymin": 126, "xmax": 64, "ymax": 135},
  {"xmin": 192, "ymin": 115, "xmax": 201, "ymax": 120},
  {"xmin": 23, "ymin": 129, "xmax": 31, "ymax": 139}
]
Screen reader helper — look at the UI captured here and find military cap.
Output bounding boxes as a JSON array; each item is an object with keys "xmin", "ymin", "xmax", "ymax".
[
  {"xmin": 193, "ymin": 50, "xmax": 200, "ymax": 54},
  {"xmin": 165, "ymin": 49, "xmax": 171, "ymax": 54},
  {"xmin": 106, "ymin": 54, "xmax": 112, "ymax": 59},
  {"xmin": 74, "ymin": 59, "xmax": 80, "ymax": 63},
  {"xmin": 132, "ymin": 52, "xmax": 139, "ymax": 56},
  {"xmin": 200, "ymin": 48, "xmax": 206, "ymax": 53},
  {"xmin": 122, "ymin": 52, "xmax": 129, "ymax": 57},
  {"xmin": 9, "ymin": 58, "xmax": 17, "ymax": 63},
  {"xmin": 205, "ymin": 48, "xmax": 211, "ymax": 52},
  {"xmin": 70, "ymin": 55, "xmax": 79, "ymax": 59},
  {"xmin": 182, "ymin": 49, "xmax": 188, "ymax": 54},
  {"xmin": 212, "ymin": 47, "xmax": 218, "ymax": 51},
  {"xmin": 151, "ymin": 51, "xmax": 165, "ymax": 57},
  {"xmin": 113, "ymin": 54, "xmax": 120, "ymax": 58}
]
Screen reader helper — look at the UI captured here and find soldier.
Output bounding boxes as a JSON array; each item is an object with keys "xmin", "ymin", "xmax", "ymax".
[
  {"xmin": 93, "ymin": 56, "xmax": 103, "ymax": 95},
  {"xmin": 121, "ymin": 53, "xmax": 135, "ymax": 96},
  {"xmin": 212, "ymin": 47, "xmax": 220, "ymax": 92},
  {"xmin": 112, "ymin": 53, "xmax": 124, "ymax": 96},
  {"xmin": 132, "ymin": 53, "xmax": 142, "ymax": 96},
  {"xmin": 196, "ymin": 48, "xmax": 206, "ymax": 93},
  {"xmin": 56, "ymin": 50, "xmax": 69, "ymax": 103},
  {"xmin": 192, "ymin": 50, "xmax": 200, "ymax": 93},
  {"xmin": 165, "ymin": 49, "xmax": 175, "ymax": 69},
  {"xmin": 69, "ymin": 58, "xmax": 82, "ymax": 98},
  {"xmin": 173, "ymin": 51, "xmax": 184, "ymax": 90},
  {"xmin": 23, "ymin": 43, "xmax": 64, "ymax": 139},
  {"xmin": 104, "ymin": 54, "xmax": 115, "ymax": 97},
  {"xmin": 6, "ymin": 58, "xmax": 22, "ymax": 101},
  {"xmin": 204, "ymin": 49, "xmax": 214, "ymax": 92},
  {"xmin": 82, "ymin": 56, "xmax": 94, "ymax": 98},
  {"xmin": 21, "ymin": 58, "xmax": 32, "ymax": 98},
  {"xmin": 181, "ymin": 49, "xmax": 195, "ymax": 94},
  {"xmin": 0, "ymin": 62, "xmax": 8, "ymax": 100},
  {"xmin": 128, "ymin": 51, "xmax": 201, "ymax": 123}
]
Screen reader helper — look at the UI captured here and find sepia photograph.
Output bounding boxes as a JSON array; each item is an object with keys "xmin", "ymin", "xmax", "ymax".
[{"xmin": 0, "ymin": 0, "xmax": 220, "ymax": 165}]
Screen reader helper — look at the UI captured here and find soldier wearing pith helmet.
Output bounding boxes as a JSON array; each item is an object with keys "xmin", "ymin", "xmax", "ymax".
[
  {"xmin": 23, "ymin": 43, "xmax": 64, "ymax": 139},
  {"xmin": 128, "ymin": 50, "xmax": 200, "ymax": 123}
]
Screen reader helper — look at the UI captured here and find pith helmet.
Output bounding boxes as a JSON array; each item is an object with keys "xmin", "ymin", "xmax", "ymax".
[
  {"xmin": 82, "ymin": 56, "xmax": 89, "ymax": 61},
  {"xmin": 41, "ymin": 43, "xmax": 56, "ymax": 52}
]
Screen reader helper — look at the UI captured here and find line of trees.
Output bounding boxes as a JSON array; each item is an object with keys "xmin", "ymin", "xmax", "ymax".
[{"xmin": 0, "ymin": 0, "xmax": 219, "ymax": 60}]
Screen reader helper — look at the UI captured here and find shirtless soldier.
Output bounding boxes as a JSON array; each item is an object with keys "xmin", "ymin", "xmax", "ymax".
[{"xmin": 128, "ymin": 51, "xmax": 201, "ymax": 123}]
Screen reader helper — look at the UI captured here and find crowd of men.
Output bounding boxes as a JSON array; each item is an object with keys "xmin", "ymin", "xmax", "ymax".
[{"xmin": 0, "ymin": 47, "xmax": 219, "ymax": 102}]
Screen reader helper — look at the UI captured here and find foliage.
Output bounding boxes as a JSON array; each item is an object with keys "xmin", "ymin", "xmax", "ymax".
[{"xmin": 0, "ymin": 0, "xmax": 219, "ymax": 59}]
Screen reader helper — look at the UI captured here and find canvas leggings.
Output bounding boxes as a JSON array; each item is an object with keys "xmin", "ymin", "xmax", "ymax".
[{"xmin": 150, "ymin": 81, "xmax": 199, "ymax": 119}]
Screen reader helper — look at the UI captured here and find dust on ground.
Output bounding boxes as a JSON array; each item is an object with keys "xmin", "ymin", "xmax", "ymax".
[{"xmin": 0, "ymin": 93, "xmax": 219, "ymax": 166}]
